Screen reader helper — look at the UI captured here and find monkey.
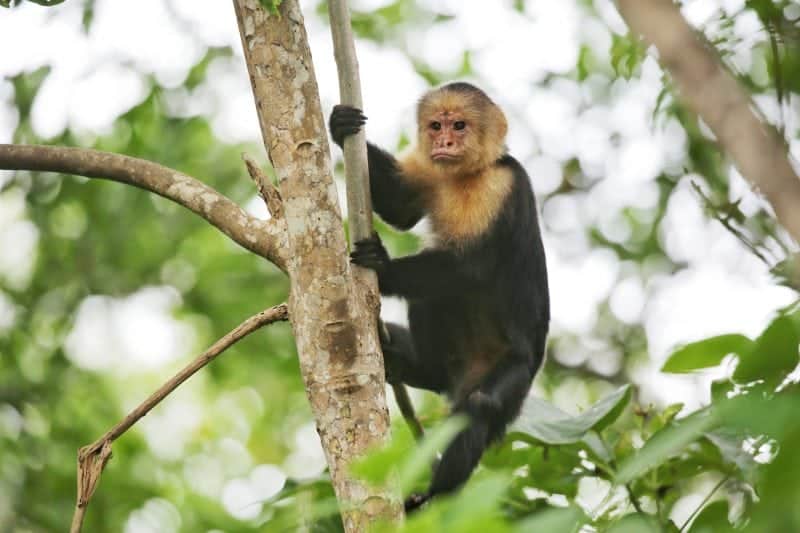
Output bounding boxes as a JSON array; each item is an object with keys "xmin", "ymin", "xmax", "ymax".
[{"xmin": 329, "ymin": 82, "xmax": 549, "ymax": 511}]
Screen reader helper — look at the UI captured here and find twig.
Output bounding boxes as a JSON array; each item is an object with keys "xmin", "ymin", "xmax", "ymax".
[
  {"xmin": 625, "ymin": 483, "xmax": 644, "ymax": 514},
  {"xmin": 689, "ymin": 180, "xmax": 771, "ymax": 266},
  {"xmin": 243, "ymin": 153, "xmax": 284, "ymax": 219},
  {"xmin": 0, "ymin": 144, "xmax": 289, "ymax": 271},
  {"xmin": 678, "ymin": 475, "xmax": 729, "ymax": 532},
  {"xmin": 69, "ymin": 304, "xmax": 289, "ymax": 533},
  {"xmin": 328, "ymin": 0, "xmax": 423, "ymax": 450}
]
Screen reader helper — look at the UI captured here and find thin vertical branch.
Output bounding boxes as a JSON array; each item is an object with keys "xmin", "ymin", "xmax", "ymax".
[
  {"xmin": 328, "ymin": 0, "xmax": 372, "ymax": 245},
  {"xmin": 327, "ymin": 0, "xmax": 424, "ymax": 444}
]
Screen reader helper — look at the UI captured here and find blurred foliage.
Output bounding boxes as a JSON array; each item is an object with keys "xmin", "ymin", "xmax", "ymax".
[{"xmin": 2, "ymin": 0, "xmax": 800, "ymax": 532}]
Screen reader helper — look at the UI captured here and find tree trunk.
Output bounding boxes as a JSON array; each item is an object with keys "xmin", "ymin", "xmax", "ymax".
[{"xmin": 232, "ymin": 0, "xmax": 401, "ymax": 530}]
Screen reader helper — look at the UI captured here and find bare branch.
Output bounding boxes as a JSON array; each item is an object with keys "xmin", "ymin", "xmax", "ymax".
[
  {"xmin": 0, "ymin": 144, "xmax": 289, "ymax": 271},
  {"xmin": 70, "ymin": 304, "xmax": 289, "ymax": 533},
  {"xmin": 328, "ymin": 1, "xmax": 422, "ymax": 446},
  {"xmin": 689, "ymin": 180, "xmax": 772, "ymax": 267},
  {"xmin": 328, "ymin": 0, "xmax": 372, "ymax": 245},
  {"xmin": 243, "ymin": 152, "xmax": 284, "ymax": 219},
  {"xmin": 616, "ymin": 0, "xmax": 800, "ymax": 258}
]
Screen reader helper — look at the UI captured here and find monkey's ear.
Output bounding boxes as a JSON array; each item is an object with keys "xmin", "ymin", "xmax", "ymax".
[
  {"xmin": 482, "ymin": 104, "xmax": 507, "ymax": 162},
  {"xmin": 487, "ymin": 105, "xmax": 507, "ymax": 141}
]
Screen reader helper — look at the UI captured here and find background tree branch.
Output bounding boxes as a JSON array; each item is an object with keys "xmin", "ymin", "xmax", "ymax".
[
  {"xmin": 0, "ymin": 144, "xmax": 289, "ymax": 271},
  {"xmin": 616, "ymin": 0, "xmax": 800, "ymax": 251}
]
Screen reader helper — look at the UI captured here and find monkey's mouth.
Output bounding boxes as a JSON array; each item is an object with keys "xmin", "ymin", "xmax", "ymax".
[{"xmin": 431, "ymin": 151, "xmax": 461, "ymax": 161}]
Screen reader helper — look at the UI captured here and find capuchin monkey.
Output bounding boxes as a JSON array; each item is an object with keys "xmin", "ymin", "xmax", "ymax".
[{"xmin": 329, "ymin": 82, "xmax": 549, "ymax": 511}]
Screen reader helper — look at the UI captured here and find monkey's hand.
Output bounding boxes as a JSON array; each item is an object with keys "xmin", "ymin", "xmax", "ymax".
[
  {"xmin": 329, "ymin": 104, "xmax": 367, "ymax": 147},
  {"xmin": 350, "ymin": 234, "xmax": 389, "ymax": 272}
]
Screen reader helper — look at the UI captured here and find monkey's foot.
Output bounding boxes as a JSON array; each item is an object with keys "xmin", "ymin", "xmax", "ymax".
[{"xmin": 404, "ymin": 492, "xmax": 430, "ymax": 513}]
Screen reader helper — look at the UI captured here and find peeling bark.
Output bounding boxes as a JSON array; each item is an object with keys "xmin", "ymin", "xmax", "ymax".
[{"xmin": 232, "ymin": 0, "xmax": 399, "ymax": 530}]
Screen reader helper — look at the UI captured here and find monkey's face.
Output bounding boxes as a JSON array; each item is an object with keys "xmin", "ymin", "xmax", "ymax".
[
  {"xmin": 425, "ymin": 110, "xmax": 470, "ymax": 163},
  {"xmin": 417, "ymin": 87, "xmax": 508, "ymax": 174}
]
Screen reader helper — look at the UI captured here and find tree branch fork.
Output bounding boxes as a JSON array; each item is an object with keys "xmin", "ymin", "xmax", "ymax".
[{"xmin": 0, "ymin": 142, "xmax": 297, "ymax": 530}]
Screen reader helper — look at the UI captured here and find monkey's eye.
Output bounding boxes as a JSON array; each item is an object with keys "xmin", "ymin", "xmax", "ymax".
[
  {"xmin": 453, "ymin": 121, "xmax": 466, "ymax": 130},
  {"xmin": 430, "ymin": 121, "xmax": 441, "ymax": 131}
]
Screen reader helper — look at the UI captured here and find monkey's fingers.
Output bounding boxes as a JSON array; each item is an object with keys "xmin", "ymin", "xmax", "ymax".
[
  {"xmin": 330, "ymin": 117, "xmax": 366, "ymax": 134},
  {"xmin": 329, "ymin": 111, "xmax": 367, "ymax": 146},
  {"xmin": 332, "ymin": 104, "xmax": 366, "ymax": 119},
  {"xmin": 349, "ymin": 250, "xmax": 386, "ymax": 271}
]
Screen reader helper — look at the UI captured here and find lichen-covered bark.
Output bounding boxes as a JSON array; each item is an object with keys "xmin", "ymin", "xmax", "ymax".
[{"xmin": 232, "ymin": 0, "xmax": 400, "ymax": 529}]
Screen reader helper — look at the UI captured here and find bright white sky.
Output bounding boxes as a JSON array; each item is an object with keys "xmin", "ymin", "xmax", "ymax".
[{"xmin": 0, "ymin": 0, "xmax": 797, "ymax": 527}]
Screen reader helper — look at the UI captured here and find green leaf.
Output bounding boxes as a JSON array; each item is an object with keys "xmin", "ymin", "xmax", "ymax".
[
  {"xmin": 511, "ymin": 385, "xmax": 631, "ymax": 445},
  {"xmin": 610, "ymin": 35, "xmax": 644, "ymax": 79},
  {"xmin": 258, "ymin": 0, "xmax": 282, "ymax": 15},
  {"xmin": 589, "ymin": 385, "xmax": 632, "ymax": 432},
  {"xmin": 514, "ymin": 505, "xmax": 587, "ymax": 533},
  {"xmin": 443, "ymin": 475, "xmax": 510, "ymax": 532},
  {"xmin": 643, "ymin": 403, "xmax": 684, "ymax": 438},
  {"xmin": 689, "ymin": 500, "xmax": 730, "ymax": 532},
  {"xmin": 398, "ymin": 416, "xmax": 466, "ymax": 492},
  {"xmin": 350, "ymin": 415, "xmax": 466, "ymax": 492},
  {"xmin": 662, "ymin": 334, "xmax": 753, "ymax": 373},
  {"xmin": 607, "ymin": 513, "xmax": 661, "ymax": 533},
  {"xmin": 397, "ymin": 475, "xmax": 511, "ymax": 533},
  {"xmin": 615, "ymin": 407, "xmax": 721, "ymax": 485},
  {"xmin": 734, "ymin": 315, "xmax": 799, "ymax": 386},
  {"xmin": 509, "ymin": 445, "xmax": 583, "ymax": 497}
]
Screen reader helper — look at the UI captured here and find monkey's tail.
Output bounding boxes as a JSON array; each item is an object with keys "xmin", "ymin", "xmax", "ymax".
[{"xmin": 404, "ymin": 414, "xmax": 497, "ymax": 512}]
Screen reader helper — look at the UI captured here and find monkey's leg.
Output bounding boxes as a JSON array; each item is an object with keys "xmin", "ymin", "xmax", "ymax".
[
  {"xmin": 382, "ymin": 323, "xmax": 447, "ymax": 393},
  {"xmin": 405, "ymin": 356, "xmax": 533, "ymax": 512}
]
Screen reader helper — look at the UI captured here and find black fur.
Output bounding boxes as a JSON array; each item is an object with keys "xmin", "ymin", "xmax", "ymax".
[{"xmin": 330, "ymin": 104, "xmax": 549, "ymax": 511}]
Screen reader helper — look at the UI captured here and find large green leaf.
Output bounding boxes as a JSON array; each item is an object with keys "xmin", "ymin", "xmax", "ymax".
[
  {"xmin": 398, "ymin": 475, "xmax": 511, "ymax": 533},
  {"xmin": 351, "ymin": 415, "xmax": 466, "ymax": 493},
  {"xmin": 511, "ymin": 385, "xmax": 631, "ymax": 445},
  {"xmin": 606, "ymin": 513, "xmax": 661, "ymax": 533},
  {"xmin": 615, "ymin": 407, "xmax": 722, "ymax": 485},
  {"xmin": 662, "ymin": 334, "xmax": 753, "ymax": 373},
  {"xmin": 514, "ymin": 506, "xmax": 587, "ymax": 533},
  {"xmin": 689, "ymin": 500, "xmax": 730, "ymax": 533},
  {"xmin": 734, "ymin": 315, "xmax": 799, "ymax": 387}
]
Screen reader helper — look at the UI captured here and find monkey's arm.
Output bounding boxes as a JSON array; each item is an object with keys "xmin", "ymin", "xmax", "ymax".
[
  {"xmin": 329, "ymin": 105, "xmax": 424, "ymax": 229},
  {"xmin": 366, "ymin": 143, "xmax": 425, "ymax": 229},
  {"xmin": 350, "ymin": 237, "xmax": 489, "ymax": 299}
]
